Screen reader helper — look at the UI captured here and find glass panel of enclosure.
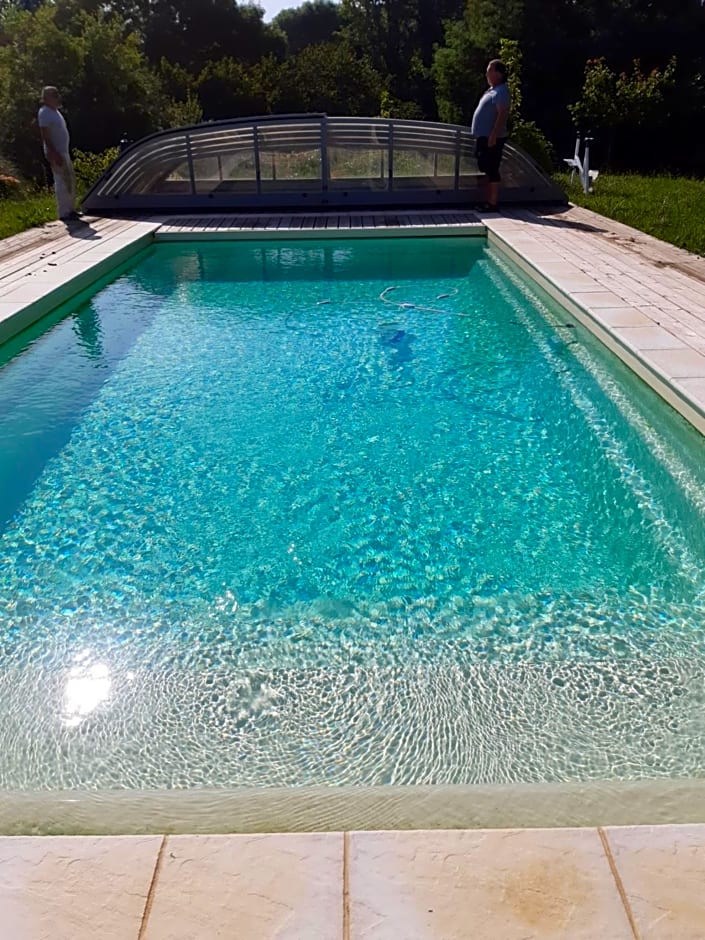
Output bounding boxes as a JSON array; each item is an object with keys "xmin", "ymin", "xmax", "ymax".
[
  {"xmin": 143, "ymin": 160, "xmax": 191, "ymax": 195},
  {"xmin": 192, "ymin": 155, "xmax": 258, "ymax": 195},
  {"xmin": 327, "ymin": 146, "xmax": 389, "ymax": 190},
  {"xmin": 116, "ymin": 137, "xmax": 192, "ymax": 195},
  {"xmin": 500, "ymin": 150, "xmax": 542, "ymax": 189},
  {"xmin": 257, "ymin": 148, "xmax": 322, "ymax": 188},
  {"xmin": 392, "ymin": 148, "xmax": 456, "ymax": 190},
  {"xmin": 257, "ymin": 122, "xmax": 323, "ymax": 190},
  {"xmin": 458, "ymin": 140, "xmax": 482, "ymax": 189},
  {"xmin": 191, "ymin": 127, "xmax": 258, "ymax": 194},
  {"xmin": 327, "ymin": 121, "xmax": 390, "ymax": 190}
]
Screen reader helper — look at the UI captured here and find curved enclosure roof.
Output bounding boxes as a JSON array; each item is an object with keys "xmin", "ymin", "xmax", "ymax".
[{"xmin": 83, "ymin": 114, "xmax": 565, "ymax": 213}]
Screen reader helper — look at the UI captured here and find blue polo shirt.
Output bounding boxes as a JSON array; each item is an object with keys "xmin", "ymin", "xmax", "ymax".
[{"xmin": 471, "ymin": 83, "xmax": 511, "ymax": 138}]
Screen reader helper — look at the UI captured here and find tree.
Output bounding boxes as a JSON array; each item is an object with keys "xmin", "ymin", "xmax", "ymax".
[
  {"xmin": 196, "ymin": 56, "xmax": 280, "ymax": 119},
  {"xmin": 517, "ymin": 0, "xmax": 703, "ymax": 164},
  {"xmin": 465, "ymin": 0, "xmax": 523, "ymax": 50},
  {"xmin": 340, "ymin": 0, "xmax": 458, "ymax": 113},
  {"xmin": 569, "ymin": 56, "xmax": 676, "ymax": 166},
  {"xmin": 68, "ymin": 14, "xmax": 168, "ymax": 151},
  {"xmin": 162, "ymin": 91, "xmax": 203, "ymax": 128},
  {"xmin": 3, "ymin": 0, "xmax": 704, "ymax": 180},
  {"xmin": 0, "ymin": 0, "xmax": 41, "ymax": 12},
  {"xmin": 141, "ymin": 0, "xmax": 284, "ymax": 73},
  {"xmin": 498, "ymin": 37, "xmax": 554, "ymax": 171},
  {"xmin": 0, "ymin": 4, "xmax": 83, "ymax": 176},
  {"xmin": 275, "ymin": 40, "xmax": 381, "ymax": 115},
  {"xmin": 0, "ymin": 3, "xmax": 166, "ymax": 177},
  {"xmin": 273, "ymin": 0, "xmax": 341, "ymax": 56},
  {"xmin": 432, "ymin": 17, "xmax": 486, "ymax": 125}
]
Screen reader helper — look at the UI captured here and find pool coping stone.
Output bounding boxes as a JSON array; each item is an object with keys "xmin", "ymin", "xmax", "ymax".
[{"xmin": 2, "ymin": 824, "xmax": 704, "ymax": 938}]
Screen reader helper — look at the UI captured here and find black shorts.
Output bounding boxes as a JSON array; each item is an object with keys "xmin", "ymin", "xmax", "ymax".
[{"xmin": 475, "ymin": 136, "xmax": 506, "ymax": 183}]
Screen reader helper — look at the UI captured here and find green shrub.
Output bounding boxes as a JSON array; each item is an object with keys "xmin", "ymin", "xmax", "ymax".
[
  {"xmin": 511, "ymin": 120, "xmax": 555, "ymax": 173},
  {"xmin": 379, "ymin": 89, "xmax": 424, "ymax": 120},
  {"xmin": 0, "ymin": 152, "xmax": 25, "ymax": 198},
  {"xmin": 71, "ymin": 147, "xmax": 120, "ymax": 193},
  {"xmin": 0, "ymin": 173, "xmax": 23, "ymax": 199},
  {"xmin": 163, "ymin": 92, "xmax": 204, "ymax": 129}
]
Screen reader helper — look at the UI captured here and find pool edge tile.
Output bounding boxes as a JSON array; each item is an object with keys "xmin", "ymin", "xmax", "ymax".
[
  {"xmin": 0, "ymin": 835, "xmax": 161, "ymax": 940},
  {"xmin": 142, "ymin": 832, "xmax": 343, "ymax": 940},
  {"xmin": 486, "ymin": 224, "xmax": 705, "ymax": 437},
  {"xmin": 0, "ymin": 223, "xmax": 160, "ymax": 346},
  {"xmin": 604, "ymin": 824, "xmax": 705, "ymax": 939},
  {"xmin": 348, "ymin": 827, "xmax": 634, "ymax": 940}
]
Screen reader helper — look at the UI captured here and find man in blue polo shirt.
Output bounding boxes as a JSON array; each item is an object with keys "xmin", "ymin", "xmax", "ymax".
[{"xmin": 471, "ymin": 59, "xmax": 511, "ymax": 212}]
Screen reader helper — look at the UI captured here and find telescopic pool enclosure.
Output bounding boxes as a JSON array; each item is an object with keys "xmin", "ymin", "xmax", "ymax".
[{"xmin": 82, "ymin": 114, "xmax": 565, "ymax": 214}]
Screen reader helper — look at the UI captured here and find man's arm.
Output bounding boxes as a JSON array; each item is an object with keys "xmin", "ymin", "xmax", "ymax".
[
  {"xmin": 40, "ymin": 126, "xmax": 63, "ymax": 167},
  {"xmin": 488, "ymin": 103, "xmax": 509, "ymax": 148}
]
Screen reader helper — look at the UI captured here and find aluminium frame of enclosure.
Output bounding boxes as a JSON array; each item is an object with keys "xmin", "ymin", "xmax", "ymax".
[{"xmin": 82, "ymin": 114, "xmax": 565, "ymax": 214}]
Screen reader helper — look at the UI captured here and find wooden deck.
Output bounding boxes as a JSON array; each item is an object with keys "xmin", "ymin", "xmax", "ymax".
[
  {"xmin": 0, "ymin": 216, "xmax": 161, "ymax": 344},
  {"xmin": 154, "ymin": 209, "xmax": 485, "ymax": 238}
]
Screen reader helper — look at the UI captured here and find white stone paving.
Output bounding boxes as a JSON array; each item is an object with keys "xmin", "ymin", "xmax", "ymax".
[
  {"xmin": 1, "ymin": 826, "xmax": 704, "ymax": 938},
  {"xmin": 481, "ymin": 206, "xmax": 705, "ymax": 435}
]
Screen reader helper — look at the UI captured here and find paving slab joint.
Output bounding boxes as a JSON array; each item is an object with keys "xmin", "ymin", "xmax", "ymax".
[
  {"xmin": 138, "ymin": 834, "xmax": 168, "ymax": 939},
  {"xmin": 343, "ymin": 832, "xmax": 351, "ymax": 940},
  {"xmin": 598, "ymin": 827, "xmax": 641, "ymax": 939}
]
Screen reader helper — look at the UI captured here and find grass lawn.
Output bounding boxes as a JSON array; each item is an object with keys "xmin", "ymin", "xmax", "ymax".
[
  {"xmin": 556, "ymin": 172, "xmax": 705, "ymax": 257},
  {"xmin": 0, "ymin": 190, "xmax": 56, "ymax": 240}
]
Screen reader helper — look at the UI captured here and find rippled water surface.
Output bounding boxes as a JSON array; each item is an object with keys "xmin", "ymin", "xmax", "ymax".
[{"xmin": 2, "ymin": 237, "xmax": 705, "ymax": 789}]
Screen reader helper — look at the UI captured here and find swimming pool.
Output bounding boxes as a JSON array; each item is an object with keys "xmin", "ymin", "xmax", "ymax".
[{"xmin": 2, "ymin": 236, "xmax": 705, "ymax": 792}]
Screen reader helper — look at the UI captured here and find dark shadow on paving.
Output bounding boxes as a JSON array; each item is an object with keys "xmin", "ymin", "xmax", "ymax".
[
  {"xmin": 513, "ymin": 205, "xmax": 608, "ymax": 234},
  {"xmin": 62, "ymin": 217, "xmax": 101, "ymax": 240}
]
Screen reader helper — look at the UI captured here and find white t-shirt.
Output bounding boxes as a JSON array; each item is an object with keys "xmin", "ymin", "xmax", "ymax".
[{"xmin": 38, "ymin": 105, "xmax": 70, "ymax": 155}]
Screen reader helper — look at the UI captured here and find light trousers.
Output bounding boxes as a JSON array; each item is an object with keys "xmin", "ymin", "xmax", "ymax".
[{"xmin": 51, "ymin": 154, "xmax": 76, "ymax": 219}]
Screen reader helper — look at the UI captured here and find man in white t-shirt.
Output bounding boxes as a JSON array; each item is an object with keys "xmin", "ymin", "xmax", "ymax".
[{"xmin": 37, "ymin": 86, "xmax": 79, "ymax": 221}]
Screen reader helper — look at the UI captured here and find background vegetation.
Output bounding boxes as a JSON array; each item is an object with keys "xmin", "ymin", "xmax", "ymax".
[
  {"xmin": 0, "ymin": 0, "xmax": 704, "ymax": 251},
  {"xmin": 1, "ymin": 0, "xmax": 704, "ymax": 179}
]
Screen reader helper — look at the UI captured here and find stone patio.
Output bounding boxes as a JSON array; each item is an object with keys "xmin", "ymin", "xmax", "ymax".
[
  {"xmin": 482, "ymin": 206, "xmax": 705, "ymax": 435},
  {"xmin": 1, "ymin": 826, "xmax": 704, "ymax": 938}
]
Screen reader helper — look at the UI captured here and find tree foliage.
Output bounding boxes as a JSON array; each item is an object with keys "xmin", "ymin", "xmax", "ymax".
[
  {"xmin": 1, "ymin": 0, "xmax": 704, "ymax": 181},
  {"xmin": 276, "ymin": 41, "xmax": 381, "ymax": 115},
  {"xmin": 342, "ymin": 0, "xmax": 463, "ymax": 115},
  {"xmin": 138, "ymin": 0, "xmax": 284, "ymax": 74},
  {"xmin": 569, "ymin": 56, "xmax": 677, "ymax": 165},
  {"xmin": 273, "ymin": 0, "xmax": 342, "ymax": 56},
  {"xmin": 0, "ymin": 3, "xmax": 166, "ymax": 176},
  {"xmin": 497, "ymin": 37, "xmax": 553, "ymax": 172},
  {"xmin": 432, "ymin": 18, "xmax": 485, "ymax": 125}
]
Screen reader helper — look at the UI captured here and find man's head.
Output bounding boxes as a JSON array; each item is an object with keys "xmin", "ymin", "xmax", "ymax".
[
  {"xmin": 486, "ymin": 60, "xmax": 508, "ymax": 87},
  {"xmin": 41, "ymin": 86, "xmax": 61, "ymax": 109}
]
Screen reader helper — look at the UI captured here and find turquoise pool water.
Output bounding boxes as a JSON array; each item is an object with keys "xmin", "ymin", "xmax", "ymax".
[{"xmin": 2, "ymin": 237, "xmax": 705, "ymax": 789}]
